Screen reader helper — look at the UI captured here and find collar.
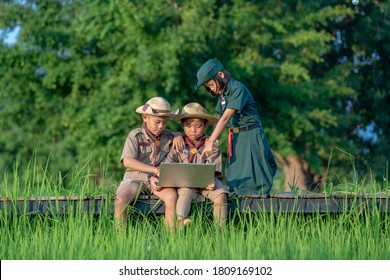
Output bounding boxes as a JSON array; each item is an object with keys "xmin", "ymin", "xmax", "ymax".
[
  {"xmin": 221, "ymin": 77, "xmax": 234, "ymax": 98},
  {"xmin": 142, "ymin": 123, "xmax": 161, "ymax": 142},
  {"xmin": 184, "ymin": 135, "xmax": 207, "ymax": 163}
]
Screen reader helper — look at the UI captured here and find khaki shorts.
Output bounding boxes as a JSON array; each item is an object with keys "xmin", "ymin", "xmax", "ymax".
[
  {"xmin": 177, "ymin": 177, "xmax": 229, "ymax": 202},
  {"xmin": 116, "ymin": 178, "xmax": 152, "ymax": 197}
]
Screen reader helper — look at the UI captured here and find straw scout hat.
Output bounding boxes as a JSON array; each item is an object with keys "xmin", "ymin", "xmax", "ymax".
[
  {"xmin": 136, "ymin": 97, "xmax": 179, "ymax": 116},
  {"xmin": 172, "ymin": 103, "xmax": 218, "ymax": 125}
]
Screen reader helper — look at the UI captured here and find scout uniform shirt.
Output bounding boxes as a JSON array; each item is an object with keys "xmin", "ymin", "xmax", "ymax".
[
  {"xmin": 165, "ymin": 135, "xmax": 223, "ymax": 178},
  {"xmin": 215, "ymin": 78, "xmax": 261, "ymax": 128},
  {"xmin": 120, "ymin": 126, "xmax": 175, "ymax": 182}
]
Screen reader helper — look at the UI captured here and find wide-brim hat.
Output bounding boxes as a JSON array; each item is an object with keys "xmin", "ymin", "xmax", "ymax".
[
  {"xmin": 136, "ymin": 97, "xmax": 179, "ymax": 116},
  {"xmin": 172, "ymin": 102, "xmax": 218, "ymax": 125},
  {"xmin": 195, "ymin": 59, "xmax": 224, "ymax": 89}
]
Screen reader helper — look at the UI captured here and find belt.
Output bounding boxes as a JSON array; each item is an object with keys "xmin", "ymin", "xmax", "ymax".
[
  {"xmin": 227, "ymin": 122, "xmax": 261, "ymax": 164},
  {"xmin": 228, "ymin": 122, "xmax": 261, "ymax": 134}
]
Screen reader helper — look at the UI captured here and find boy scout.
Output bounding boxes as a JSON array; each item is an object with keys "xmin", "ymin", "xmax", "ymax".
[
  {"xmin": 114, "ymin": 97, "xmax": 181, "ymax": 232},
  {"xmin": 152, "ymin": 103, "xmax": 229, "ymax": 227}
]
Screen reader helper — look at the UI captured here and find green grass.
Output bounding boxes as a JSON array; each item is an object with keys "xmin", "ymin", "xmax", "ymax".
[
  {"xmin": 0, "ymin": 156, "xmax": 117, "ymax": 198},
  {"xmin": 1, "ymin": 158, "xmax": 390, "ymax": 260},
  {"xmin": 1, "ymin": 207, "xmax": 389, "ymax": 259}
]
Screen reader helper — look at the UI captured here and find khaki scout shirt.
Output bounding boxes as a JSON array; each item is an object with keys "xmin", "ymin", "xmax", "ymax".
[
  {"xmin": 165, "ymin": 135, "xmax": 223, "ymax": 177},
  {"xmin": 121, "ymin": 127, "xmax": 175, "ymax": 181}
]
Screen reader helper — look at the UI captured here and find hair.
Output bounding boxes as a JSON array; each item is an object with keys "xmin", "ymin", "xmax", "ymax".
[
  {"xmin": 181, "ymin": 118, "xmax": 208, "ymax": 125},
  {"xmin": 203, "ymin": 69, "xmax": 231, "ymax": 96},
  {"xmin": 143, "ymin": 114, "xmax": 169, "ymax": 121}
]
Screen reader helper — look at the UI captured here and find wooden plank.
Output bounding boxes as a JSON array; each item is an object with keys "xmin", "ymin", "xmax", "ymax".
[{"xmin": 0, "ymin": 194, "xmax": 389, "ymax": 215}]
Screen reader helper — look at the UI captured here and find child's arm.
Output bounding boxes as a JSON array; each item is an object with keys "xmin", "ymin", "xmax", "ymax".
[
  {"xmin": 204, "ymin": 139, "xmax": 224, "ymax": 182},
  {"xmin": 209, "ymin": 109, "xmax": 235, "ymax": 142},
  {"xmin": 122, "ymin": 157, "xmax": 159, "ymax": 176},
  {"xmin": 172, "ymin": 132, "xmax": 185, "ymax": 151},
  {"xmin": 201, "ymin": 108, "xmax": 236, "ymax": 157}
]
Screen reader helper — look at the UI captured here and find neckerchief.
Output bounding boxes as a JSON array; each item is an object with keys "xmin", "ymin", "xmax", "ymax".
[
  {"xmin": 185, "ymin": 135, "xmax": 206, "ymax": 163},
  {"xmin": 142, "ymin": 123, "xmax": 161, "ymax": 166}
]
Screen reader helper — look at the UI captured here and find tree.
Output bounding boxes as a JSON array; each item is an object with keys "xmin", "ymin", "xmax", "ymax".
[{"xmin": 1, "ymin": 0, "xmax": 388, "ymax": 192}]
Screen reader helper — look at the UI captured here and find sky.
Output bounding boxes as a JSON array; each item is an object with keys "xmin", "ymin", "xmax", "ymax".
[{"xmin": 1, "ymin": 26, "xmax": 20, "ymax": 45}]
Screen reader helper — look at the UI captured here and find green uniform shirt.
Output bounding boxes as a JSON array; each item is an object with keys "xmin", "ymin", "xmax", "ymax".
[{"xmin": 215, "ymin": 78, "xmax": 261, "ymax": 127}]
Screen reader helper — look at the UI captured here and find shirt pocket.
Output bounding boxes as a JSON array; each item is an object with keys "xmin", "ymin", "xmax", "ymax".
[{"xmin": 138, "ymin": 142, "xmax": 153, "ymax": 160}]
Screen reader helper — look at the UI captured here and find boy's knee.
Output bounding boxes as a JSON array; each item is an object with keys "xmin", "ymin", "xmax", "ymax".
[
  {"xmin": 164, "ymin": 190, "xmax": 178, "ymax": 204},
  {"xmin": 115, "ymin": 184, "xmax": 139, "ymax": 205},
  {"xmin": 169, "ymin": 190, "xmax": 178, "ymax": 201},
  {"xmin": 115, "ymin": 195, "xmax": 128, "ymax": 206}
]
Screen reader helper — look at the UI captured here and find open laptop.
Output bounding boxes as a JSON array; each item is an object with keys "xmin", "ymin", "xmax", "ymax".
[{"xmin": 158, "ymin": 162, "xmax": 216, "ymax": 188}]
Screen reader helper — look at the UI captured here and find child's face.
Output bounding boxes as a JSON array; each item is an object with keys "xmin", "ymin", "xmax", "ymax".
[
  {"xmin": 205, "ymin": 79, "xmax": 217, "ymax": 93},
  {"xmin": 182, "ymin": 118, "xmax": 208, "ymax": 142},
  {"xmin": 142, "ymin": 115, "xmax": 169, "ymax": 136},
  {"xmin": 204, "ymin": 72, "xmax": 224, "ymax": 95}
]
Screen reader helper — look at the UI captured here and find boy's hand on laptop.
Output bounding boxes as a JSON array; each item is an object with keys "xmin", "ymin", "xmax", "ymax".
[
  {"xmin": 206, "ymin": 182, "xmax": 215, "ymax": 191},
  {"xmin": 149, "ymin": 176, "xmax": 162, "ymax": 191}
]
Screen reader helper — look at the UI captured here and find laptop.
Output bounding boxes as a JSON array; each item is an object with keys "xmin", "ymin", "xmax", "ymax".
[{"xmin": 158, "ymin": 162, "xmax": 216, "ymax": 188}]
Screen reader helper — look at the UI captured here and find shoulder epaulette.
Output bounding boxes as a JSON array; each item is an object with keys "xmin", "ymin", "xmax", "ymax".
[{"xmin": 128, "ymin": 127, "xmax": 143, "ymax": 138}]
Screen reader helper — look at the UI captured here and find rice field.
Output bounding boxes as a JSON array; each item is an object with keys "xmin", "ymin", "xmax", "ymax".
[{"xmin": 1, "ymin": 158, "xmax": 390, "ymax": 260}]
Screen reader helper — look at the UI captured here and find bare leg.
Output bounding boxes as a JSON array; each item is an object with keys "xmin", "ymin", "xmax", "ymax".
[
  {"xmin": 177, "ymin": 188, "xmax": 197, "ymax": 228},
  {"xmin": 153, "ymin": 187, "xmax": 178, "ymax": 233},
  {"xmin": 114, "ymin": 181, "xmax": 139, "ymax": 232},
  {"xmin": 213, "ymin": 193, "xmax": 227, "ymax": 227}
]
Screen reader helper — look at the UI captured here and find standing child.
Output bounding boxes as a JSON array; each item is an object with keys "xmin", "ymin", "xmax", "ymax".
[
  {"xmin": 114, "ymin": 97, "xmax": 182, "ymax": 232},
  {"xmin": 196, "ymin": 59, "xmax": 277, "ymax": 195},
  {"xmin": 152, "ymin": 103, "xmax": 229, "ymax": 227}
]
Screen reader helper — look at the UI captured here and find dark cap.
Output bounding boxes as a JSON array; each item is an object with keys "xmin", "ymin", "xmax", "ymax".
[{"xmin": 195, "ymin": 59, "xmax": 224, "ymax": 89}]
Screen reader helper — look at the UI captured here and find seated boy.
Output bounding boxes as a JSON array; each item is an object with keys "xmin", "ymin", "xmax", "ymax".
[
  {"xmin": 114, "ymin": 97, "xmax": 183, "ymax": 232},
  {"xmin": 152, "ymin": 103, "xmax": 229, "ymax": 227}
]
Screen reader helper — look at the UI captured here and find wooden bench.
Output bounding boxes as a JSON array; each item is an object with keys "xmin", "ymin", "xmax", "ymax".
[{"xmin": 1, "ymin": 193, "xmax": 389, "ymax": 215}]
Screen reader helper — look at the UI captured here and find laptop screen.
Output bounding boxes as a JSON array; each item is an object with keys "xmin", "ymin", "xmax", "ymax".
[{"xmin": 158, "ymin": 162, "xmax": 215, "ymax": 188}]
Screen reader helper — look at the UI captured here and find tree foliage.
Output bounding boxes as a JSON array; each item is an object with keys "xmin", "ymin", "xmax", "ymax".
[{"xmin": 0, "ymin": 0, "xmax": 389, "ymax": 190}]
